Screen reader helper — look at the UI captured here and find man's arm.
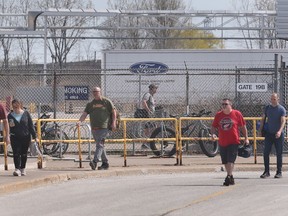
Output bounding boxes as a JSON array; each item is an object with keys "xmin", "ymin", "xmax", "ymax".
[
  {"xmin": 77, "ymin": 112, "xmax": 88, "ymax": 126},
  {"xmin": 240, "ymin": 125, "xmax": 249, "ymax": 145},
  {"xmin": 111, "ymin": 108, "xmax": 117, "ymax": 131},
  {"xmin": 142, "ymin": 93, "xmax": 153, "ymax": 114},
  {"xmin": 142, "ymin": 99, "xmax": 151, "ymax": 114},
  {"xmin": 211, "ymin": 126, "xmax": 218, "ymax": 140},
  {"xmin": 276, "ymin": 115, "xmax": 286, "ymax": 138}
]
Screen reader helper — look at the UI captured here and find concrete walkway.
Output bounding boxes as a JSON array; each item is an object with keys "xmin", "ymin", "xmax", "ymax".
[{"xmin": 0, "ymin": 153, "xmax": 285, "ymax": 195}]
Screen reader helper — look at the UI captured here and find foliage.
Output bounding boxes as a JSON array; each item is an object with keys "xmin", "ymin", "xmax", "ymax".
[
  {"xmin": 173, "ymin": 30, "xmax": 224, "ymax": 49},
  {"xmin": 103, "ymin": 0, "xmax": 221, "ymax": 50},
  {"xmin": 35, "ymin": 0, "xmax": 93, "ymax": 68}
]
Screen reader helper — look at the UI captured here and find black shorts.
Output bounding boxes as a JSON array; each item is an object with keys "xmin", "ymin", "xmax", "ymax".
[{"xmin": 219, "ymin": 144, "xmax": 239, "ymax": 164}]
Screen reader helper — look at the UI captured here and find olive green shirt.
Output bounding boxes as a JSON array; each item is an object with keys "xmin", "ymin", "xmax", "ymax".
[{"xmin": 84, "ymin": 97, "xmax": 115, "ymax": 129}]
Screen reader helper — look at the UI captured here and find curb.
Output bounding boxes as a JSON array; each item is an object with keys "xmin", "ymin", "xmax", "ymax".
[{"xmin": 0, "ymin": 163, "xmax": 268, "ymax": 195}]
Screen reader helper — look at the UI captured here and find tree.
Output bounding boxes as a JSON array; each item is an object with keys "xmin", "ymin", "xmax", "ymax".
[
  {"xmin": 175, "ymin": 30, "xmax": 223, "ymax": 49},
  {"xmin": 35, "ymin": 0, "xmax": 93, "ymax": 68},
  {"xmin": 0, "ymin": 0, "xmax": 19, "ymax": 69},
  {"xmin": 254, "ymin": 0, "xmax": 286, "ymax": 49},
  {"xmin": 103, "ymin": 0, "xmax": 222, "ymax": 50},
  {"xmin": 143, "ymin": 0, "xmax": 187, "ymax": 49},
  {"xmin": 103, "ymin": 0, "xmax": 147, "ymax": 49},
  {"xmin": 233, "ymin": 0, "xmax": 287, "ymax": 49},
  {"xmin": 16, "ymin": 0, "xmax": 38, "ymax": 67}
]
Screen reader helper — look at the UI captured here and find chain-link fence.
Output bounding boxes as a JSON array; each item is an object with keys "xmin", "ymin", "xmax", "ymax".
[{"xmin": 1, "ymin": 61, "xmax": 287, "ymax": 156}]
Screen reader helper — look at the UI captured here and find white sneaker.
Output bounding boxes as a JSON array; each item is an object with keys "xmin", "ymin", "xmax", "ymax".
[
  {"xmin": 20, "ymin": 169, "xmax": 26, "ymax": 176},
  {"xmin": 13, "ymin": 169, "xmax": 21, "ymax": 176}
]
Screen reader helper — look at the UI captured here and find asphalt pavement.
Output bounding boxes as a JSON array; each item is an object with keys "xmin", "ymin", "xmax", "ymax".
[{"xmin": 0, "ymin": 153, "xmax": 286, "ymax": 195}]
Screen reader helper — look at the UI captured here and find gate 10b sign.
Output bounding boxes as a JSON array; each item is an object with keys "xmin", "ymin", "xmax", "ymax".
[
  {"xmin": 236, "ymin": 83, "xmax": 267, "ymax": 92},
  {"xmin": 65, "ymin": 86, "xmax": 89, "ymax": 100}
]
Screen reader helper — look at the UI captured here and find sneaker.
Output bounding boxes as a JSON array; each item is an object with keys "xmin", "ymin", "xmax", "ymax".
[
  {"xmin": 274, "ymin": 172, "xmax": 282, "ymax": 178},
  {"xmin": 13, "ymin": 169, "xmax": 21, "ymax": 177},
  {"xmin": 260, "ymin": 172, "xmax": 270, "ymax": 178},
  {"xmin": 229, "ymin": 175, "xmax": 235, "ymax": 185},
  {"xmin": 141, "ymin": 143, "xmax": 150, "ymax": 149},
  {"xmin": 20, "ymin": 169, "xmax": 26, "ymax": 176},
  {"xmin": 98, "ymin": 162, "xmax": 109, "ymax": 170},
  {"xmin": 223, "ymin": 176, "xmax": 231, "ymax": 186},
  {"xmin": 89, "ymin": 160, "xmax": 97, "ymax": 170}
]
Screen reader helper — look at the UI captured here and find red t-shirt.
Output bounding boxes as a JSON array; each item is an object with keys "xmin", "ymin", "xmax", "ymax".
[
  {"xmin": 212, "ymin": 109, "xmax": 246, "ymax": 147},
  {"xmin": 0, "ymin": 104, "xmax": 7, "ymax": 120}
]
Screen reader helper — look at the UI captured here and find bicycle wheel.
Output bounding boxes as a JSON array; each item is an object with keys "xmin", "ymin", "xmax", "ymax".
[
  {"xmin": 199, "ymin": 128, "xmax": 218, "ymax": 157},
  {"xmin": 42, "ymin": 128, "xmax": 69, "ymax": 156},
  {"xmin": 149, "ymin": 127, "xmax": 176, "ymax": 157}
]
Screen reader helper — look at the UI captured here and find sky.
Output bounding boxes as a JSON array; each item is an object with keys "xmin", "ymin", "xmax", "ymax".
[
  {"xmin": 34, "ymin": 0, "xmax": 245, "ymax": 63},
  {"xmin": 69, "ymin": 0, "xmax": 240, "ymax": 62},
  {"xmin": 93, "ymin": 0, "xmax": 237, "ymax": 10}
]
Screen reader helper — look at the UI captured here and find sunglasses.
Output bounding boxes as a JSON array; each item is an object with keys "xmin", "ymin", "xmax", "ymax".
[{"xmin": 222, "ymin": 103, "xmax": 229, "ymax": 106}]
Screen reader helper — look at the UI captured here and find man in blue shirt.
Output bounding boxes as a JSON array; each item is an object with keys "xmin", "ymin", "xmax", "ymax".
[{"xmin": 259, "ymin": 93, "xmax": 286, "ymax": 179}]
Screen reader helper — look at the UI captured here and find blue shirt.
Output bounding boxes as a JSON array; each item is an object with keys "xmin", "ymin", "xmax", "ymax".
[
  {"xmin": 11, "ymin": 112, "xmax": 23, "ymax": 123},
  {"xmin": 266, "ymin": 104, "xmax": 286, "ymax": 133}
]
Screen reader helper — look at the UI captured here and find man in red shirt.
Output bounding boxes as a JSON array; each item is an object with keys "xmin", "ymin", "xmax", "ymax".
[{"xmin": 211, "ymin": 98, "xmax": 249, "ymax": 186}]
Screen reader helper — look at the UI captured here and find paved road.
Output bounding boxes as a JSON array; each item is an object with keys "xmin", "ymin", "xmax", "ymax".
[
  {"xmin": 0, "ymin": 154, "xmax": 286, "ymax": 194},
  {"xmin": 0, "ymin": 171, "xmax": 287, "ymax": 216}
]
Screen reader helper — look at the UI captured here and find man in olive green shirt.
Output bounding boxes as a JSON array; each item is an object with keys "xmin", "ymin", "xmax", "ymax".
[{"xmin": 77, "ymin": 87, "xmax": 116, "ymax": 170}]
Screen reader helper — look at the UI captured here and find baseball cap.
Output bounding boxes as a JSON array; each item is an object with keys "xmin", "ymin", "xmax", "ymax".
[{"xmin": 148, "ymin": 84, "xmax": 158, "ymax": 89}]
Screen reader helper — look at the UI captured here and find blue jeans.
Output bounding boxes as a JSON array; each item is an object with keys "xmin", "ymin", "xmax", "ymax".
[
  {"xmin": 263, "ymin": 132, "xmax": 284, "ymax": 173},
  {"xmin": 91, "ymin": 129, "xmax": 109, "ymax": 164}
]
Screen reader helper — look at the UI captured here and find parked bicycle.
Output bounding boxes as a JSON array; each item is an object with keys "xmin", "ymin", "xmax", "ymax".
[
  {"xmin": 149, "ymin": 109, "xmax": 219, "ymax": 157},
  {"xmin": 38, "ymin": 113, "xmax": 70, "ymax": 156},
  {"xmin": 7, "ymin": 112, "xmax": 69, "ymax": 157}
]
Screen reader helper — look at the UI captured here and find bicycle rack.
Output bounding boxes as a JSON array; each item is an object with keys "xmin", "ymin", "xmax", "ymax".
[
  {"xmin": 75, "ymin": 123, "xmax": 92, "ymax": 160},
  {"xmin": 49, "ymin": 123, "xmax": 92, "ymax": 161},
  {"xmin": 131, "ymin": 121, "xmax": 148, "ymax": 156}
]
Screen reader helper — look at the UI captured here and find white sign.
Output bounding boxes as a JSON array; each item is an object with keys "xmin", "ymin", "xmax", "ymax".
[{"xmin": 237, "ymin": 83, "xmax": 267, "ymax": 92}]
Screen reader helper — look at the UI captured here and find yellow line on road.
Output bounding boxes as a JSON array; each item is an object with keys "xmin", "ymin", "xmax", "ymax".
[{"xmin": 161, "ymin": 185, "xmax": 238, "ymax": 216}]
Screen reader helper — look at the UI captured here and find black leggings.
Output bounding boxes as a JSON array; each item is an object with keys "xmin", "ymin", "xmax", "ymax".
[{"xmin": 11, "ymin": 136, "xmax": 31, "ymax": 169}]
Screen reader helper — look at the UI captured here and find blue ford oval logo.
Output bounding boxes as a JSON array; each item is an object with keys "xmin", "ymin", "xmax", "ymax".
[{"xmin": 129, "ymin": 61, "xmax": 168, "ymax": 74}]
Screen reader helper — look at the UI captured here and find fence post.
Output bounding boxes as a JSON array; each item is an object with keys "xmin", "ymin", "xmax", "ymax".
[{"xmin": 274, "ymin": 54, "xmax": 279, "ymax": 93}]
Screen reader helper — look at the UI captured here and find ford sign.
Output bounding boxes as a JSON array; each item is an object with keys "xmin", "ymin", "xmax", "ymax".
[{"xmin": 129, "ymin": 61, "xmax": 169, "ymax": 74}]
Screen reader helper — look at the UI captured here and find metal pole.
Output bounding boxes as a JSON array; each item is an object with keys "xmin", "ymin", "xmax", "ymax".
[
  {"xmin": 43, "ymin": 15, "xmax": 47, "ymax": 86},
  {"xmin": 235, "ymin": 67, "xmax": 241, "ymax": 108},
  {"xmin": 52, "ymin": 55, "xmax": 57, "ymax": 119},
  {"xmin": 138, "ymin": 74, "xmax": 142, "ymax": 107},
  {"xmin": 274, "ymin": 54, "xmax": 279, "ymax": 93},
  {"xmin": 184, "ymin": 61, "xmax": 189, "ymax": 115}
]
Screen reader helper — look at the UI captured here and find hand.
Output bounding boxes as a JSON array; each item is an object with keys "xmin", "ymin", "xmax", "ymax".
[
  {"xmin": 76, "ymin": 121, "xmax": 81, "ymax": 127},
  {"xmin": 211, "ymin": 134, "xmax": 217, "ymax": 141},
  {"xmin": 275, "ymin": 131, "xmax": 281, "ymax": 139},
  {"xmin": 244, "ymin": 138, "xmax": 249, "ymax": 145}
]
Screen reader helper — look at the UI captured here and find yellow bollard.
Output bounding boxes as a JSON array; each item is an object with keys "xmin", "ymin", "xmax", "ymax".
[{"xmin": 77, "ymin": 125, "xmax": 83, "ymax": 168}]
